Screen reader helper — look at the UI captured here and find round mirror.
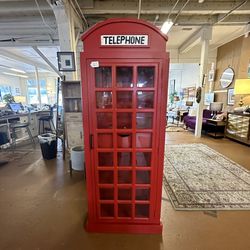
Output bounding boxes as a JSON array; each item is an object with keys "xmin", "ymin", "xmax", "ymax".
[{"xmin": 220, "ymin": 67, "xmax": 234, "ymax": 88}]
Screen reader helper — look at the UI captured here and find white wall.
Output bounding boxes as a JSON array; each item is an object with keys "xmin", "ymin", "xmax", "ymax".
[{"xmin": 169, "ymin": 63, "xmax": 200, "ymax": 94}]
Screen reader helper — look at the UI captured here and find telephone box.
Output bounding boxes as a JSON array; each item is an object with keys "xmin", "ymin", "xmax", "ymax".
[{"xmin": 80, "ymin": 18, "xmax": 169, "ymax": 234}]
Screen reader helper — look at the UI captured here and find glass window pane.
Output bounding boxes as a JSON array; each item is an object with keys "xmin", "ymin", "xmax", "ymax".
[
  {"xmin": 136, "ymin": 170, "xmax": 150, "ymax": 184},
  {"xmin": 95, "ymin": 67, "xmax": 112, "ymax": 88},
  {"xmin": 118, "ymin": 188, "xmax": 132, "ymax": 200},
  {"xmin": 117, "ymin": 91, "xmax": 132, "ymax": 108},
  {"xmin": 117, "ymin": 133, "xmax": 132, "ymax": 148},
  {"xmin": 100, "ymin": 204, "xmax": 114, "ymax": 217},
  {"xmin": 135, "ymin": 204, "xmax": 149, "ymax": 218},
  {"xmin": 100, "ymin": 188, "xmax": 114, "ymax": 200},
  {"xmin": 97, "ymin": 113, "xmax": 112, "ymax": 129},
  {"xmin": 136, "ymin": 152, "xmax": 151, "ymax": 166},
  {"xmin": 136, "ymin": 188, "xmax": 150, "ymax": 200},
  {"xmin": 98, "ymin": 133, "xmax": 113, "ymax": 148},
  {"xmin": 99, "ymin": 171, "xmax": 114, "ymax": 184},
  {"xmin": 137, "ymin": 91, "xmax": 154, "ymax": 109},
  {"xmin": 137, "ymin": 67, "xmax": 155, "ymax": 87},
  {"xmin": 96, "ymin": 92, "xmax": 112, "ymax": 109},
  {"xmin": 98, "ymin": 152, "xmax": 113, "ymax": 166},
  {"xmin": 116, "ymin": 67, "xmax": 133, "ymax": 87},
  {"xmin": 117, "ymin": 113, "xmax": 132, "ymax": 129},
  {"xmin": 118, "ymin": 152, "xmax": 132, "ymax": 166},
  {"xmin": 136, "ymin": 133, "xmax": 152, "ymax": 148},
  {"xmin": 136, "ymin": 112, "xmax": 153, "ymax": 129},
  {"xmin": 118, "ymin": 170, "xmax": 132, "ymax": 184},
  {"xmin": 118, "ymin": 204, "xmax": 132, "ymax": 217}
]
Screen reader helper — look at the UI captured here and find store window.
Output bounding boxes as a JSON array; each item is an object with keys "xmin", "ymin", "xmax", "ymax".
[{"xmin": 27, "ymin": 79, "xmax": 49, "ymax": 104}]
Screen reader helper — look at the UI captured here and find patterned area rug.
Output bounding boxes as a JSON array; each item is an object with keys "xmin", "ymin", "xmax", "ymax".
[
  {"xmin": 164, "ymin": 143, "xmax": 250, "ymax": 210},
  {"xmin": 166, "ymin": 125, "xmax": 187, "ymax": 132}
]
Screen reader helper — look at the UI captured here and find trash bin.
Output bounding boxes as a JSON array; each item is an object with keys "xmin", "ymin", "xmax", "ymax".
[
  {"xmin": 38, "ymin": 133, "xmax": 57, "ymax": 160},
  {"xmin": 71, "ymin": 146, "xmax": 84, "ymax": 171}
]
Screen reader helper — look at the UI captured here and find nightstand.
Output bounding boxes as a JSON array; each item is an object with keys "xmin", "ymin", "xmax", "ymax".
[{"xmin": 206, "ymin": 119, "xmax": 226, "ymax": 138}]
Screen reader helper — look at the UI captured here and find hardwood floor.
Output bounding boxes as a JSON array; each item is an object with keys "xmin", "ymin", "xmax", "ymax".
[{"xmin": 0, "ymin": 133, "xmax": 249, "ymax": 250}]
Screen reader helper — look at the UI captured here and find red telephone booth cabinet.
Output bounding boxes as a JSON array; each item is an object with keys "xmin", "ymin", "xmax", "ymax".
[{"xmin": 80, "ymin": 18, "xmax": 169, "ymax": 234}]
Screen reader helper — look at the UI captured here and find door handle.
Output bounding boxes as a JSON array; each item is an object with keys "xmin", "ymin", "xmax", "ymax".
[{"xmin": 90, "ymin": 134, "xmax": 93, "ymax": 149}]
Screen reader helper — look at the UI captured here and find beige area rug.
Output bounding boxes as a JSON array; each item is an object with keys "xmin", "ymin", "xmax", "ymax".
[
  {"xmin": 166, "ymin": 124, "xmax": 187, "ymax": 132},
  {"xmin": 164, "ymin": 143, "xmax": 250, "ymax": 210}
]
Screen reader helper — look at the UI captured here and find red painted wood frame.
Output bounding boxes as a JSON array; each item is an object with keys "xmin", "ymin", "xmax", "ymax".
[{"xmin": 80, "ymin": 18, "xmax": 169, "ymax": 234}]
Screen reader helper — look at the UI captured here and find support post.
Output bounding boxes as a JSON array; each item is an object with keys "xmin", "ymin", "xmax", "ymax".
[
  {"xmin": 195, "ymin": 26, "xmax": 212, "ymax": 137},
  {"xmin": 35, "ymin": 67, "xmax": 42, "ymax": 107},
  {"xmin": 49, "ymin": 0, "xmax": 82, "ymax": 81}
]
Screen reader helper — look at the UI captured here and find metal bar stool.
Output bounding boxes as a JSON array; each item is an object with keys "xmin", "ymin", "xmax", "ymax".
[{"xmin": 38, "ymin": 107, "xmax": 56, "ymax": 135}]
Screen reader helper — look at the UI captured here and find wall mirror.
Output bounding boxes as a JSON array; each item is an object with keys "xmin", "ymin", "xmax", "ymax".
[{"xmin": 220, "ymin": 67, "xmax": 234, "ymax": 88}]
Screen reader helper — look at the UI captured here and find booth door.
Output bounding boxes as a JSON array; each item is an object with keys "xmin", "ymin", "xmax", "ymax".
[{"xmin": 88, "ymin": 60, "xmax": 161, "ymax": 222}]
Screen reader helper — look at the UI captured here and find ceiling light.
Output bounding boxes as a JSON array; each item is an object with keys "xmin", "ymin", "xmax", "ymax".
[
  {"xmin": 10, "ymin": 68, "xmax": 26, "ymax": 74},
  {"xmin": 3, "ymin": 72, "xmax": 28, "ymax": 78},
  {"xmin": 198, "ymin": 0, "xmax": 205, "ymax": 3},
  {"xmin": 0, "ymin": 65, "xmax": 26, "ymax": 74},
  {"xmin": 161, "ymin": 20, "xmax": 174, "ymax": 34}
]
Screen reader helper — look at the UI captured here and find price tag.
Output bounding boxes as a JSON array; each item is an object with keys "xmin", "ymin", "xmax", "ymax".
[{"xmin": 90, "ymin": 61, "xmax": 99, "ymax": 68}]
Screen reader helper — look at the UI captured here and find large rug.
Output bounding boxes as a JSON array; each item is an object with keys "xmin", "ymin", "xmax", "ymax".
[{"xmin": 163, "ymin": 143, "xmax": 250, "ymax": 210}]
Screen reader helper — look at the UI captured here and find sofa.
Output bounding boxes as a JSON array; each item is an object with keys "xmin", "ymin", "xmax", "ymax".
[{"xmin": 183, "ymin": 109, "xmax": 213, "ymax": 130}]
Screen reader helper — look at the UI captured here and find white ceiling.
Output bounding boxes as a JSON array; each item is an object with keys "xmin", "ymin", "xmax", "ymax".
[{"xmin": 0, "ymin": 0, "xmax": 249, "ymax": 76}]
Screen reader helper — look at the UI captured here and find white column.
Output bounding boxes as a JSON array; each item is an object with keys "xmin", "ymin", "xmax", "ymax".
[
  {"xmin": 49, "ymin": 0, "xmax": 82, "ymax": 81},
  {"xmin": 195, "ymin": 26, "xmax": 212, "ymax": 137},
  {"xmin": 35, "ymin": 67, "xmax": 41, "ymax": 107}
]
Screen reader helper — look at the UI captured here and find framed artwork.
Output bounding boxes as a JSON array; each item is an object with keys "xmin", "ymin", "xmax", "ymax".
[
  {"xmin": 227, "ymin": 88, "xmax": 234, "ymax": 105},
  {"xmin": 57, "ymin": 51, "xmax": 76, "ymax": 72}
]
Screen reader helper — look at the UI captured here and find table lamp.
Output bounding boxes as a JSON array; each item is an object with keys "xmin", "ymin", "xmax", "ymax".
[
  {"xmin": 210, "ymin": 102, "xmax": 223, "ymax": 119},
  {"xmin": 234, "ymin": 79, "xmax": 250, "ymax": 106},
  {"xmin": 185, "ymin": 101, "xmax": 193, "ymax": 111}
]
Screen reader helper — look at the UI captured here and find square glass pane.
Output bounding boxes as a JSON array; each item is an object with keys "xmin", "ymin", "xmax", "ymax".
[
  {"xmin": 135, "ymin": 204, "xmax": 149, "ymax": 218},
  {"xmin": 116, "ymin": 67, "xmax": 133, "ymax": 87},
  {"xmin": 136, "ymin": 188, "xmax": 150, "ymax": 201},
  {"xmin": 136, "ymin": 170, "xmax": 150, "ymax": 184},
  {"xmin": 97, "ymin": 113, "xmax": 112, "ymax": 129},
  {"xmin": 118, "ymin": 152, "xmax": 132, "ymax": 166},
  {"xmin": 100, "ymin": 188, "xmax": 114, "ymax": 200},
  {"xmin": 98, "ymin": 152, "xmax": 113, "ymax": 166},
  {"xmin": 117, "ymin": 91, "xmax": 133, "ymax": 108},
  {"xmin": 118, "ymin": 170, "xmax": 132, "ymax": 184},
  {"xmin": 100, "ymin": 203, "xmax": 114, "ymax": 217},
  {"xmin": 117, "ymin": 113, "xmax": 132, "ymax": 129},
  {"xmin": 118, "ymin": 204, "xmax": 132, "ymax": 217},
  {"xmin": 117, "ymin": 133, "xmax": 132, "ymax": 148},
  {"xmin": 136, "ymin": 152, "xmax": 151, "ymax": 166},
  {"xmin": 98, "ymin": 133, "xmax": 113, "ymax": 148},
  {"xmin": 118, "ymin": 188, "xmax": 132, "ymax": 200},
  {"xmin": 136, "ymin": 133, "xmax": 152, "ymax": 148},
  {"xmin": 136, "ymin": 112, "xmax": 153, "ymax": 129},
  {"xmin": 95, "ymin": 67, "xmax": 112, "ymax": 88},
  {"xmin": 99, "ymin": 171, "xmax": 114, "ymax": 184},
  {"xmin": 96, "ymin": 92, "xmax": 112, "ymax": 109},
  {"xmin": 137, "ymin": 91, "xmax": 154, "ymax": 109},
  {"xmin": 137, "ymin": 66, "xmax": 155, "ymax": 87}
]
